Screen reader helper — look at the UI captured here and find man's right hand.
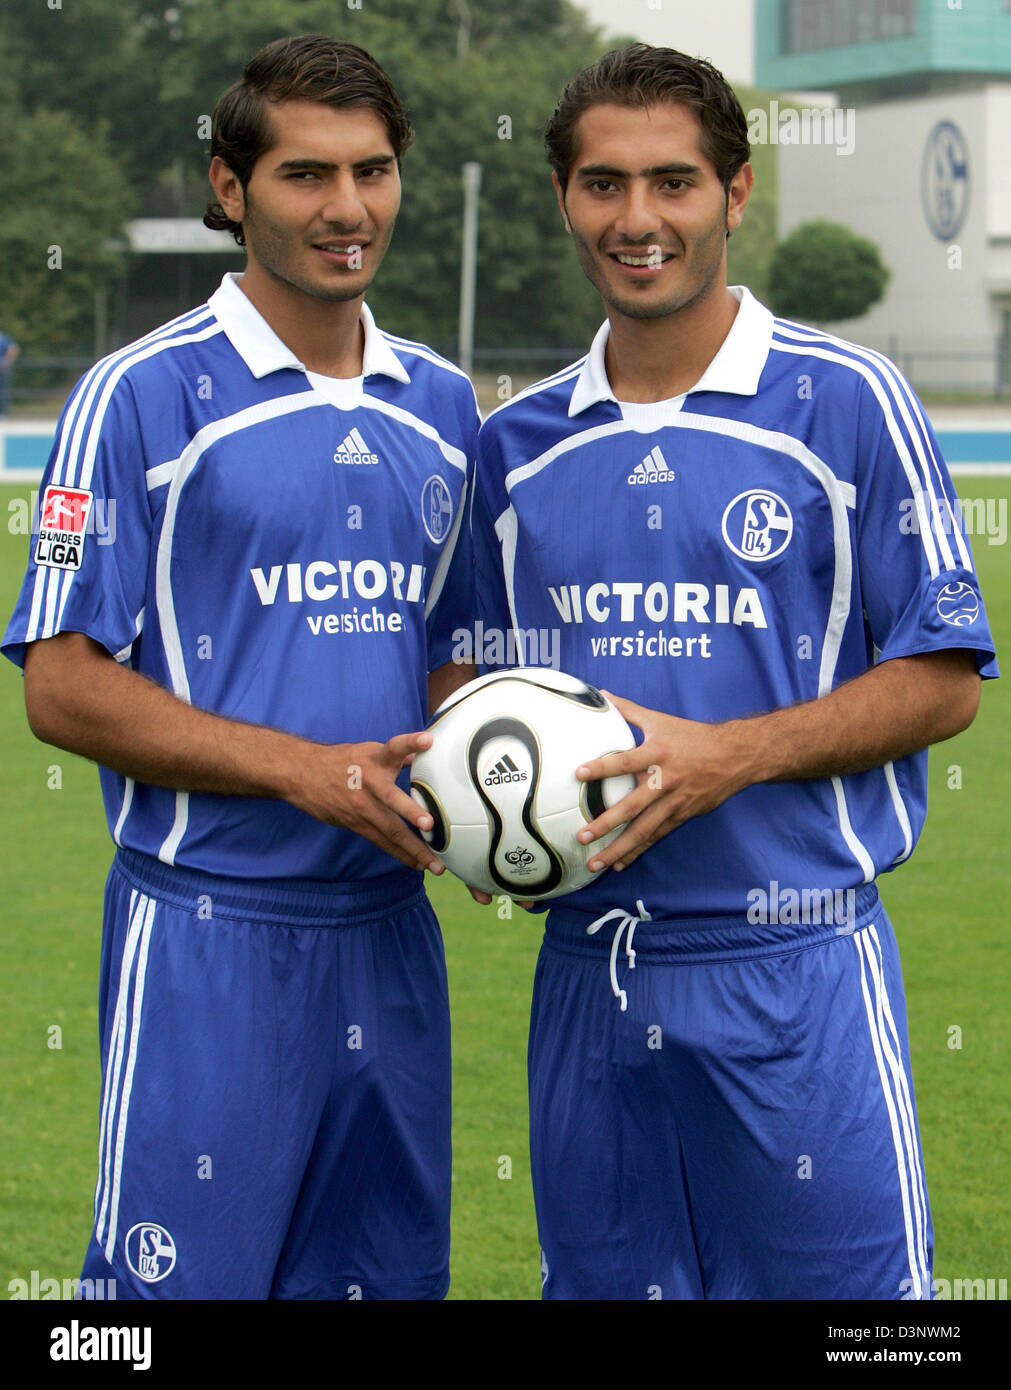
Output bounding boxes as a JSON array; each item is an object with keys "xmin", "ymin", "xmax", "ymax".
[
  {"xmin": 23, "ymin": 632, "xmax": 445, "ymax": 873},
  {"xmin": 284, "ymin": 732, "xmax": 445, "ymax": 875}
]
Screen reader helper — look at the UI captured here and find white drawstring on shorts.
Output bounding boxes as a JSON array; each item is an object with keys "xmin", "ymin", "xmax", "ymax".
[{"xmin": 586, "ymin": 899, "xmax": 651, "ymax": 1011}]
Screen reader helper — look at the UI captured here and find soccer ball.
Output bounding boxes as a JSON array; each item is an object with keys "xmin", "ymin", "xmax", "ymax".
[{"xmin": 410, "ymin": 667, "xmax": 637, "ymax": 900}]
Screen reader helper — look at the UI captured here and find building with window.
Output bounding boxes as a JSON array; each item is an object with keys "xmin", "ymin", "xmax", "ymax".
[{"xmin": 756, "ymin": 0, "xmax": 1011, "ymax": 392}]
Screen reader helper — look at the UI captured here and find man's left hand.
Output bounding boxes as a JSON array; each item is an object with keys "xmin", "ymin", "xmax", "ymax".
[
  {"xmin": 575, "ymin": 649, "xmax": 983, "ymax": 874},
  {"xmin": 575, "ymin": 693, "xmax": 751, "ymax": 873}
]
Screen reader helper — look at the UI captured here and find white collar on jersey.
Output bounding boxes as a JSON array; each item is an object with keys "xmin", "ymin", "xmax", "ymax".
[
  {"xmin": 208, "ymin": 272, "xmax": 411, "ymax": 384},
  {"xmin": 567, "ymin": 284, "xmax": 774, "ymax": 418}
]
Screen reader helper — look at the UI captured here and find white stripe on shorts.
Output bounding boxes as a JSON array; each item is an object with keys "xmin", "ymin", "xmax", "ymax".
[
  {"xmin": 94, "ymin": 891, "xmax": 156, "ymax": 1260},
  {"xmin": 852, "ymin": 924, "xmax": 930, "ymax": 1299},
  {"xmin": 863, "ymin": 923, "xmax": 931, "ymax": 1286},
  {"xmin": 94, "ymin": 888, "xmax": 144, "ymax": 1234}
]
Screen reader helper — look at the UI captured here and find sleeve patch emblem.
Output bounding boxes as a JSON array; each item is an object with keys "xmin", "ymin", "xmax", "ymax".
[
  {"xmin": 936, "ymin": 580, "xmax": 979, "ymax": 627},
  {"xmin": 34, "ymin": 485, "xmax": 94, "ymax": 571}
]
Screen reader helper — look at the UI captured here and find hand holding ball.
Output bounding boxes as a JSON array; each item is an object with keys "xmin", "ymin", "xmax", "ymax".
[{"xmin": 410, "ymin": 668, "xmax": 636, "ymax": 900}]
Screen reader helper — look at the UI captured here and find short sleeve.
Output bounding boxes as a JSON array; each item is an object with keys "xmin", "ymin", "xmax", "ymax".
[
  {"xmin": 854, "ymin": 373, "xmax": 998, "ymax": 680},
  {"xmin": 2, "ymin": 371, "xmax": 154, "ymax": 670}
]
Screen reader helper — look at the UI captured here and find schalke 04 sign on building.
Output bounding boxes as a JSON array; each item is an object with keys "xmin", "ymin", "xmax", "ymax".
[{"xmin": 921, "ymin": 119, "xmax": 971, "ymax": 241}]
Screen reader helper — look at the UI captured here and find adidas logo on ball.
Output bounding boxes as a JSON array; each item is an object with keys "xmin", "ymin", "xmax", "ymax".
[
  {"xmin": 483, "ymin": 754, "xmax": 528, "ymax": 786},
  {"xmin": 409, "ymin": 668, "xmax": 638, "ymax": 901}
]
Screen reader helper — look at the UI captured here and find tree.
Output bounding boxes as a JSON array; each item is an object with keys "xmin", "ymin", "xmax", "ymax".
[
  {"xmin": 0, "ymin": 100, "xmax": 132, "ymax": 355},
  {"xmin": 0, "ymin": 0, "xmax": 791, "ymax": 356},
  {"xmin": 726, "ymin": 89, "xmax": 779, "ymax": 303},
  {"xmin": 0, "ymin": 0, "xmax": 177, "ymax": 188},
  {"xmin": 767, "ymin": 220, "xmax": 890, "ymax": 324}
]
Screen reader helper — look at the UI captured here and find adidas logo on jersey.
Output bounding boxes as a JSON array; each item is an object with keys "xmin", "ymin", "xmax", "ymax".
[
  {"xmin": 333, "ymin": 428, "xmax": 379, "ymax": 467},
  {"xmin": 483, "ymin": 754, "xmax": 528, "ymax": 786},
  {"xmin": 628, "ymin": 447, "xmax": 675, "ymax": 485}
]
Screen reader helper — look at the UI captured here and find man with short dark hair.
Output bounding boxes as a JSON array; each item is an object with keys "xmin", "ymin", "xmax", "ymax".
[
  {"xmin": 4, "ymin": 34, "xmax": 477, "ymax": 1300},
  {"xmin": 472, "ymin": 44, "xmax": 997, "ymax": 1300}
]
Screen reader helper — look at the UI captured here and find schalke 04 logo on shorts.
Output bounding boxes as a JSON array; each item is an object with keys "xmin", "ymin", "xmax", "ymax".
[{"xmin": 125, "ymin": 1222, "xmax": 177, "ymax": 1283}]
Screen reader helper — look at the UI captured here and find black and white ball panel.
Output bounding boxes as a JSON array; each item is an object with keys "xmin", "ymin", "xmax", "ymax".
[{"xmin": 411, "ymin": 668, "xmax": 636, "ymax": 899}]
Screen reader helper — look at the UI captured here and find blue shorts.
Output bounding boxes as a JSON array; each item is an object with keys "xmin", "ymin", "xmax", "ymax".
[
  {"xmin": 529, "ymin": 889, "xmax": 933, "ymax": 1300},
  {"xmin": 81, "ymin": 850, "xmax": 451, "ymax": 1300}
]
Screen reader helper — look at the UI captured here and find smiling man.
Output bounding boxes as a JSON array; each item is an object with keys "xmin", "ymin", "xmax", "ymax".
[
  {"xmin": 3, "ymin": 35, "xmax": 478, "ymax": 1299},
  {"xmin": 472, "ymin": 45, "xmax": 997, "ymax": 1299}
]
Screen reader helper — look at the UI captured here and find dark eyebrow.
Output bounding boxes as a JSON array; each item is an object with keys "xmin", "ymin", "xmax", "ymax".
[
  {"xmin": 274, "ymin": 154, "xmax": 396, "ymax": 173},
  {"xmin": 576, "ymin": 162, "xmax": 702, "ymax": 180}
]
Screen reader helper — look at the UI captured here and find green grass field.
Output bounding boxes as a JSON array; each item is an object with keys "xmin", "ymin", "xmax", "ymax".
[{"xmin": 0, "ymin": 478, "xmax": 1008, "ymax": 1301}]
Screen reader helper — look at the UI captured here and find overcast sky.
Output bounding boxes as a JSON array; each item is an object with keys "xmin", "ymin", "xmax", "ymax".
[{"xmin": 575, "ymin": 0, "xmax": 755, "ymax": 83}]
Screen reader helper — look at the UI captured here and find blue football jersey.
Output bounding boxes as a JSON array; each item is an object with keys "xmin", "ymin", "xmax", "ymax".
[
  {"xmin": 472, "ymin": 287, "xmax": 998, "ymax": 921},
  {"xmin": 4, "ymin": 274, "xmax": 479, "ymax": 882}
]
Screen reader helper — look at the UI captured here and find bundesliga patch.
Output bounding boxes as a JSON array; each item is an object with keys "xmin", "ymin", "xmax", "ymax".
[{"xmin": 35, "ymin": 484, "xmax": 93, "ymax": 571}]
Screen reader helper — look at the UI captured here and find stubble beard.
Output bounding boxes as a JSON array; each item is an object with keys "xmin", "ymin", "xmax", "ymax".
[
  {"xmin": 242, "ymin": 193, "xmax": 393, "ymax": 304},
  {"xmin": 570, "ymin": 200, "xmax": 730, "ymax": 322}
]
